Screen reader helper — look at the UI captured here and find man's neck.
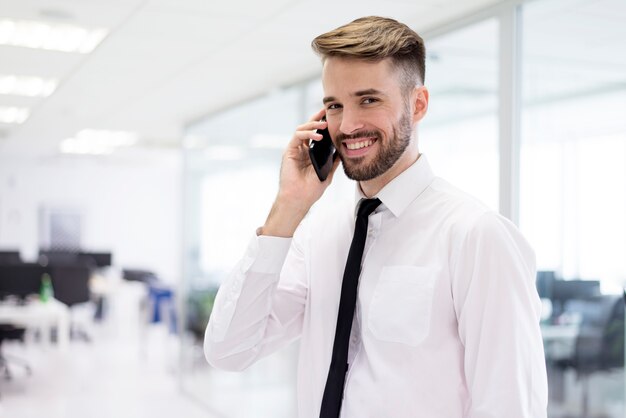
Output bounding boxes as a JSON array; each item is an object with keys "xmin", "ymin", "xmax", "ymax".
[{"xmin": 358, "ymin": 149, "xmax": 421, "ymax": 198}]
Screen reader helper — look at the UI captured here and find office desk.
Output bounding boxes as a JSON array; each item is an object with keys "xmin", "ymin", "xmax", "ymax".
[{"xmin": 0, "ymin": 298, "xmax": 70, "ymax": 351}]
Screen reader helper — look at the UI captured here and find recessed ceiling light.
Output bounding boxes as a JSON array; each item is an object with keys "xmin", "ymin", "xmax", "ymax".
[
  {"xmin": 0, "ymin": 18, "xmax": 108, "ymax": 53},
  {"xmin": 60, "ymin": 129, "xmax": 138, "ymax": 155},
  {"xmin": 0, "ymin": 106, "xmax": 30, "ymax": 124},
  {"xmin": 39, "ymin": 8, "xmax": 75, "ymax": 21},
  {"xmin": 0, "ymin": 74, "xmax": 58, "ymax": 97}
]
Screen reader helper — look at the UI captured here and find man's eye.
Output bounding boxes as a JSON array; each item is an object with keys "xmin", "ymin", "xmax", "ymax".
[
  {"xmin": 362, "ymin": 97, "xmax": 378, "ymax": 104},
  {"xmin": 327, "ymin": 103, "xmax": 342, "ymax": 110}
]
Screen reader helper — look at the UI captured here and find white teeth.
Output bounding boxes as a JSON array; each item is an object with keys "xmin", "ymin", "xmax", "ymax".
[{"xmin": 346, "ymin": 140, "xmax": 374, "ymax": 150}]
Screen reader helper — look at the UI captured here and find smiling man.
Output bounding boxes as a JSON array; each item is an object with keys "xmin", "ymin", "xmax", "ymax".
[{"xmin": 204, "ymin": 16, "xmax": 548, "ymax": 418}]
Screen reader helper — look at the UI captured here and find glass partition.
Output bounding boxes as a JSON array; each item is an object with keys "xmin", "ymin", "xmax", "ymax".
[
  {"xmin": 520, "ymin": 0, "xmax": 626, "ymax": 416},
  {"xmin": 421, "ymin": 18, "xmax": 500, "ymax": 211},
  {"xmin": 180, "ymin": 87, "xmax": 303, "ymax": 417}
]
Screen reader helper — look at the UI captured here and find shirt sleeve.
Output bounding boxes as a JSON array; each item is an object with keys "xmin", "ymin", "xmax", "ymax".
[
  {"xmin": 204, "ymin": 224, "xmax": 309, "ymax": 371},
  {"xmin": 451, "ymin": 211, "xmax": 548, "ymax": 418}
]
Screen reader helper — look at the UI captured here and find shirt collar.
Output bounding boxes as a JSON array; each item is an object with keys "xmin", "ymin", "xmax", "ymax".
[{"xmin": 354, "ymin": 154, "xmax": 435, "ymax": 218}]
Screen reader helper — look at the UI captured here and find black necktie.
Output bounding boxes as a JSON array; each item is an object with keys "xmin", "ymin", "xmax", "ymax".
[{"xmin": 320, "ymin": 198, "xmax": 382, "ymax": 418}]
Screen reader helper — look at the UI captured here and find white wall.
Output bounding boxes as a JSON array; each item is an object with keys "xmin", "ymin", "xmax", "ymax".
[{"xmin": 0, "ymin": 150, "xmax": 182, "ymax": 284}]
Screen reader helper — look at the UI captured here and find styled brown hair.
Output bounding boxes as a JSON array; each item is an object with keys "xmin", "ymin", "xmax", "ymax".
[{"xmin": 311, "ymin": 16, "xmax": 426, "ymax": 92}]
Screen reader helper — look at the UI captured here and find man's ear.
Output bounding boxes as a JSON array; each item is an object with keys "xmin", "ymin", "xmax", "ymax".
[{"xmin": 412, "ymin": 86, "xmax": 429, "ymax": 124}]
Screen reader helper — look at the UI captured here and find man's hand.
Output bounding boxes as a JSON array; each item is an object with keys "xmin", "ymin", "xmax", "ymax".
[{"xmin": 261, "ymin": 108, "xmax": 341, "ymax": 237}]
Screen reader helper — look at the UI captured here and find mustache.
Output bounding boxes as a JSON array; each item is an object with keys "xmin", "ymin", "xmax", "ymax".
[{"xmin": 336, "ymin": 130, "xmax": 381, "ymax": 143}]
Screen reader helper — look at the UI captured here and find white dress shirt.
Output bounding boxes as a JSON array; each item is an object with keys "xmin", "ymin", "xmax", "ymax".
[{"xmin": 204, "ymin": 155, "xmax": 548, "ymax": 418}]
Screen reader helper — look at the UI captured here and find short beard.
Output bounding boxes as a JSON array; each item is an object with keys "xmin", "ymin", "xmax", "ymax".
[{"xmin": 337, "ymin": 111, "xmax": 413, "ymax": 181}]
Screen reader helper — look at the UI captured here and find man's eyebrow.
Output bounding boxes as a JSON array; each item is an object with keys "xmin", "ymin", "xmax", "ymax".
[
  {"xmin": 354, "ymin": 88, "xmax": 385, "ymax": 97},
  {"xmin": 323, "ymin": 89, "xmax": 386, "ymax": 104}
]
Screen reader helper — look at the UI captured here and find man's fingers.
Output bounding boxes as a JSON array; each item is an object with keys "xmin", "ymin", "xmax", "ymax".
[
  {"xmin": 295, "ymin": 130, "xmax": 321, "ymax": 142},
  {"xmin": 288, "ymin": 128, "xmax": 323, "ymax": 148},
  {"xmin": 308, "ymin": 108, "xmax": 326, "ymax": 122},
  {"xmin": 286, "ymin": 109, "xmax": 328, "ymax": 150},
  {"xmin": 296, "ymin": 119, "xmax": 327, "ymax": 132}
]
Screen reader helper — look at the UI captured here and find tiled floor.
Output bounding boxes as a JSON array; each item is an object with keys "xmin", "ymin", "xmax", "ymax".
[
  {"xmin": 0, "ymin": 280, "xmax": 299, "ymax": 418},
  {"xmin": 0, "ymin": 283, "xmax": 212, "ymax": 418},
  {"xmin": 0, "ymin": 334, "xmax": 211, "ymax": 418},
  {"xmin": 179, "ymin": 341, "xmax": 298, "ymax": 418}
]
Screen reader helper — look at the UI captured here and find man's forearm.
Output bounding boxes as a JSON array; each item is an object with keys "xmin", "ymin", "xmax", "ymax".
[
  {"xmin": 260, "ymin": 194, "xmax": 311, "ymax": 238},
  {"xmin": 204, "ymin": 237, "xmax": 299, "ymax": 370}
]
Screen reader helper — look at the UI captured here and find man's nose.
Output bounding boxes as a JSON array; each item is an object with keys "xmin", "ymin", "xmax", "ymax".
[{"xmin": 339, "ymin": 108, "xmax": 364, "ymax": 135}]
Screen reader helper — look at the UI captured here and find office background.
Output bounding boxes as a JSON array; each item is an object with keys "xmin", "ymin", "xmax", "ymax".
[{"xmin": 0, "ymin": 0, "xmax": 624, "ymax": 417}]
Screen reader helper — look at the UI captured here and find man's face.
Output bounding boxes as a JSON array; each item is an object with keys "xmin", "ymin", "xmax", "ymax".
[{"xmin": 322, "ymin": 57, "xmax": 415, "ymax": 181}]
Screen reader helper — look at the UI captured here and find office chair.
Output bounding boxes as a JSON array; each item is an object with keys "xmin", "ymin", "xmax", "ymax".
[
  {"xmin": 0, "ymin": 324, "xmax": 32, "ymax": 379},
  {"xmin": 122, "ymin": 269, "xmax": 177, "ymax": 327},
  {"xmin": 555, "ymin": 294, "xmax": 624, "ymax": 416},
  {"xmin": 0, "ymin": 263, "xmax": 45, "ymax": 380},
  {"xmin": 49, "ymin": 263, "xmax": 94, "ymax": 342}
]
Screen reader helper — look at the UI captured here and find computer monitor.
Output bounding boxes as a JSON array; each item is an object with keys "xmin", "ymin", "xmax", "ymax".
[
  {"xmin": 536, "ymin": 270, "xmax": 556, "ymax": 299},
  {"xmin": 38, "ymin": 249, "xmax": 78, "ymax": 265},
  {"xmin": 551, "ymin": 279, "xmax": 601, "ymax": 317},
  {"xmin": 78, "ymin": 252, "xmax": 112, "ymax": 268},
  {"xmin": 0, "ymin": 263, "xmax": 46, "ymax": 300},
  {"xmin": 0, "ymin": 250, "xmax": 22, "ymax": 264}
]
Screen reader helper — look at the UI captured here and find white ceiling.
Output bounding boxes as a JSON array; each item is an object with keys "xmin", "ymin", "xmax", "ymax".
[{"xmin": 0, "ymin": 0, "xmax": 503, "ymax": 157}]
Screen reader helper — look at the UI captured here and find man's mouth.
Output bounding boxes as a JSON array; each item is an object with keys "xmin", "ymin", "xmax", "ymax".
[
  {"xmin": 342, "ymin": 137, "xmax": 378, "ymax": 157},
  {"xmin": 346, "ymin": 139, "xmax": 375, "ymax": 150}
]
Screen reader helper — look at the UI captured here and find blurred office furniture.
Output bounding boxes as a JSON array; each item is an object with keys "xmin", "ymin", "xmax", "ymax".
[
  {"xmin": 79, "ymin": 252, "xmax": 112, "ymax": 268},
  {"xmin": 124, "ymin": 269, "xmax": 177, "ymax": 329},
  {"xmin": 49, "ymin": 264, "xmax": 92, "ymax": 306},
  {"xmin": 122, "ymin": 268, "xmax": 159, "ymax": 284},
  {"xmin": 38, "ymin": 249, "xmax": 79, "ymax": 266},
  {"xmin": 39, "ymin": 249, "xmax": 113, "ymax": 321},
  {"xmin": 122, "ymin": 268, "xmax": 179, "ymax": 345},
  {"xmin": 39, "ymin": 249, "xmax": 113, "ymax": 269},
  {"xmin": 0, "ymin": 263, "xmax": 70, "ymax": 355},
  {"xmin": 49, "ymin": 263, "xmax": 95, "ymax": 342},
  {"xmin": 0, "ymin": 301, "xmax": 71, "ymax": 352},
  {"xmin": 550, "ymin": 279, "xmax": 601, "ymax": 319},
  {"xmin": 122, "ymin": 268, "xmax": 178, "ymax": 358},
  {"xmin": 0, "ymin": 264, "xmax": 39, "ymax": 374},
  {"xmin": 554, "ymin": 294, "xmax": 625, "ymax": 416},
  {"xmin": 147, "ymin": 283, "xmax": 176, "ymax": 333},
  {"xmin": 122, "ymin": 268, "xmax": 171, "ymax": 328},
  {"xmin": 0, "ymin": 263, "xmax": 45, "ymax": 301},
  {"xmin": 536, "ymin": 270, "xmax": 556, "ymax": 299},
  {"xmin": 79, "ymin": 251, "xmax": 112, "ymax": 321},
  {"xmin": 0, "ymin": 251, "xmax": 22, "ymax": 265},
  {"xmin": 186, "ymin": 288, "xmax": 217, "ymax": 343},
  {"xmin": 0, "ymin": 324, "xmax": 31, "ymax": 379}
]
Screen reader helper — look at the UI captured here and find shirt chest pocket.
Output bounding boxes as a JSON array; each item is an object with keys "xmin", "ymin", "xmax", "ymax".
[{"xmin": 367, "ymin": 265, "xmax": 437, "ymax": 346}]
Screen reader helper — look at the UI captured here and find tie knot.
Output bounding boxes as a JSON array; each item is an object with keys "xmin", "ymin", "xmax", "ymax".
[{"xmin": 357, "ymin": 198, "xmax": 381, "ymax": 218}]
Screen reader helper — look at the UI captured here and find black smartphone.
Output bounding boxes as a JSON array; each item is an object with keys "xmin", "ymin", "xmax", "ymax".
[{"xmin": 308, "ymin": 119, "xmax": 336, "ymax": 182}]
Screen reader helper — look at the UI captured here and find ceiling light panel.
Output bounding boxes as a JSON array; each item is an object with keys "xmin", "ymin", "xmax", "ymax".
[
  {"xmin": 0, "ymin": 18, "xmax": 108, "ymax": 53},
  {"xmin": 60, "ymin": 129, "xmax": 138, "ymax": 155},
  {"xmin": 0, "ymin": 74, "xmax": 58, "ymax": 97},
  {"xmin": 0, "ymin": 106, "xmax": 30, "ymax": 124}
]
